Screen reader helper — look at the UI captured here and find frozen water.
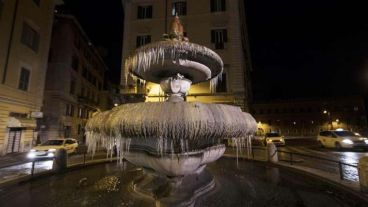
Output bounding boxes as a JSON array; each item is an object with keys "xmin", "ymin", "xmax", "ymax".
[{"xmin": 86, "ymin": 102, "xmax": 257, "ymax": 160}]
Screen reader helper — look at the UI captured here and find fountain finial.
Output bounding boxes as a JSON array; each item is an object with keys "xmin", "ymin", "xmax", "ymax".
[{"xmin": 170, "ymin": 15, "xmax": 184, "ymax": 41}]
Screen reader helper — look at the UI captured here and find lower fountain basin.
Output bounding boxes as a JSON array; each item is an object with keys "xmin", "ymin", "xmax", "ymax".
[
  {"xmin": 1, "ymin": 158, "xmax": 366, "ymax": 207},
  {"xmin": 125, "ymin": 144, "xmax": 225, "ymax": 177}
]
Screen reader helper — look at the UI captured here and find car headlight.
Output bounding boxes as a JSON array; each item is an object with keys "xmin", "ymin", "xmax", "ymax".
[
  {"xmin": 27, "ymin": 152, "xmax": 36, "ymax": 159},
  {"xmin": 365, "ymin": 140, "xmax": 368, "ymax": 144},
  {"xmin": 342, "ymin": 139, "xmax": 353, "ymax": 145},
  {"xmin": 48, "ymin": 149, "xmax": 56, "ymax": 152}
]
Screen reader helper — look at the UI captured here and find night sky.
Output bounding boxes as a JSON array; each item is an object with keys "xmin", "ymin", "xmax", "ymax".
[
  {"xmin": 62, "ymin": 0, "xmax": 123, "ymax": 85},
  {"xmin": 62, "ymin": 0, "xmax": 368, "ymax": 101},
  {"xmin": 246, "ymin": 0, "xmax": 368, "ymax": 100}
]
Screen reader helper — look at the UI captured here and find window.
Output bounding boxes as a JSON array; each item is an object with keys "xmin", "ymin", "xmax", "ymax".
[
  {"xmin": 82, "ymin": 67, "xmax": 87, "ymax": 78},
  {"xmin": 172, "ymin": 1, "xmax": 187, "ymax": 16},
  {"xmin": 64, "ymin": 126, "xmax": 71, "ymax": 138},
  {"xmin": 80, "ymin": 86, "xmax": 85, "ymax": 97},
  {"xmin": 0, "ymin": 0, "xmax": 4, "ymax": 19},
  {"xmin": 211, "ymin": 29, "xmax": 227, "ymax": 49},
  {"xmin": 65, "ymin": 140, "xmax": 75, "ymax": 145},
  {"xmin": 33, "ymin": 0, "xmax": 40, "ymax": 6},
  {"xmin": 70, "ymin": 79, "xmax": 76, "ymax": 95},
  {"xmin": 136, "ymin": 35, "xmax": 151, "ymax": 47},
  {"xmin": 18, "ymin": 68, "xmax": 30, "ymax": 91},
  {"xmin": 211, "ymin": 0, "xmax": 226, "ymax": 12},
  {"xmin": 74, "ymin": 36, "xmax": 80, "ymax": 49},
  {"xmin": 21, "ymin": 23, "xmax": 40, "ymax": 52},
  {"xmin": 78, "ymin": 107, "xmax": 83, "ymax": 118},
  {"xmin": 71, "ymin": 55, "xmax": 79, "ymax": 71},
  {"xmin": 65, "ymin": 104, "xmax": 74, "ymax": 117},
  {"xmin": 137, "ymin": 5, "xmax": 152, "ymax": 19},
  {"xmin": 216, "ymin": 73, "xmax": 227, "ymax": 92}
]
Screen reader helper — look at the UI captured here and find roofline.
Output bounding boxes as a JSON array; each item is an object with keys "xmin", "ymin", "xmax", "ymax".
[{"xmin": 55, "ymin": 14, "xmax": 109, "ymax": 71}]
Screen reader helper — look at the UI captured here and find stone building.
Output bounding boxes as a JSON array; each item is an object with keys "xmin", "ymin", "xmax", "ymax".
[
  {"xmin": 40, "ymin": 14, "xmax": 108, "ymax": 143},
  {"xmin": 0, "ymin": 0, "xmax": 55, "ymax": 155},
  {"xmin": 251, "ymin": 97, "xmax": 367, "ymax": 137},
  {"xmin": 121, "ymin": 0, "xmax": 252, "ymax": 110}
]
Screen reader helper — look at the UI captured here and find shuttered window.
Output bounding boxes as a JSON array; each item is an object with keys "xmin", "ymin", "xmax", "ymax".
[
  {"xmin": 211, "ymin": 29, "xmax": 227, "ymax": 49},
  {"xmin": 18, "ymin": 68, "xmax": 30, "ymax": 91},
  {"xmin": 136, "ymin": 35, "xmax": 151, "ymax": 47},
  {"xmin": 210, "ymin": 0, "xmax": 226, "ymax": 12},
  {"xmin": 137, "ymin": 5, "xmax": 152, "ymax": 19},
  {"xmin": 21, "ymin": 23, "xmax": 40, "ymax": 52}
]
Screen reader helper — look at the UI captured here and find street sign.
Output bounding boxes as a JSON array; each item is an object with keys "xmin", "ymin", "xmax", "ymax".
[{"xmin": 31, "ymin": 111, "xmax": 43, "ymax": 118}]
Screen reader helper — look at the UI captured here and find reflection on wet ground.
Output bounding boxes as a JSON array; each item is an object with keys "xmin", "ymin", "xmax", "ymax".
[
  {"xmin": 0, "ymin": 158, "xmax": 366, "ymax": 207},
  {"xmin": 0, "ymin": 161, "xmax": 53, "ymax": 180}
]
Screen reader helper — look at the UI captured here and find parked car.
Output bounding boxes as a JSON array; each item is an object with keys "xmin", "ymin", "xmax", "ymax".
[
  {"xmin": 317, "ymin": 130, "xmax": 368, "ymax": 150},
  {"xmin": 263, "ymin": 132, "xmax": 285, "ymax": 146},
  {"xmin": 27, "ymin": 138, "xmax": 79, "ymax": 159}
]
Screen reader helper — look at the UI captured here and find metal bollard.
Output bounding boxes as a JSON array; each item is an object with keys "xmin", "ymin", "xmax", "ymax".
[
  {"xmin": 53, "ymin": 148, "xmax": 68, "ymax": 173},
  {"xmin": 267, "ymin": 143, "xmax": 278, "ymax": 163},
  {"xmin": 358, "ymin": 156, "xmax": 368, "ymax": 192}
]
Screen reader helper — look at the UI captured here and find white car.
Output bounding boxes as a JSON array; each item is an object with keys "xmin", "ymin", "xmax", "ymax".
[
  {"xmin": 264, "ymin": 132, "xmax": 285, "ymax": 146},
  {"xmin": 27, "ymin": 138, "xmax": 79, "ymax": 159},
  {"xmin": 317, "ymin": 130, "xmax": 368, "ymax": 150}
]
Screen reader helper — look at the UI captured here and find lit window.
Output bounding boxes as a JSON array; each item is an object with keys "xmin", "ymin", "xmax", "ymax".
[
  {"xmin": 216, "ymin": 73, "xmax": 227, "ymax": 92},
  {"xmin": 21, "ymin": 23, "xmax": 40, "ymax": 52},
  {"xmin": 18, "ymin": 68, "xmax": 30, "ymax": 91},
  {"xmin": 211, "ymin": 29, "xmax": 227, "ymax": 49},
  {"xmin": 211, "ymin": 0, "xmax": 226, "ymax": 12},
  {"xmin": 172, "ymin": 1, "xmax": 186, "ymax": 16},
  {"xmin": 136, "ymin": 35, "xmax": 151, "ymax": 47},
  {"xmin": 137, "ymin": 5, "xmax": 152, "ymax": 19}
]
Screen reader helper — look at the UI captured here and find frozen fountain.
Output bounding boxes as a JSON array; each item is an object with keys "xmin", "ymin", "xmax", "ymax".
[{"xmin": 85, "ymin": 16, "xmax": 257, "ymax": 206}]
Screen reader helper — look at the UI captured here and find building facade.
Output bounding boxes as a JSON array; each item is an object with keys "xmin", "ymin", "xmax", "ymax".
[
  {"xmin": 0, "ymin": 0, "xmax": 55, "ymax": 155},
  {"xmin": 40, "ymin": 14, "xmax": 108, "ymax": 143},
  {"xmin": 121, "ymin": 0, "xmax": 252, "ymax": 110},
  {"xmin": 251, "ymin": 97, "xmax": 367, "ymax": 137}
]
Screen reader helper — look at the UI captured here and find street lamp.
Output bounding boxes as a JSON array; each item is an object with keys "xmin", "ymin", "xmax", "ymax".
[{"xmin": 323, "ymin": 109, "xmax": 332, "ymax": 130}]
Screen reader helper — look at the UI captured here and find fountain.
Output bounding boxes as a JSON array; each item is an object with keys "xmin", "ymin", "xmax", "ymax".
[{"xmin": 85, "ymin": 16, "xmax": 257, "ymax": 206}]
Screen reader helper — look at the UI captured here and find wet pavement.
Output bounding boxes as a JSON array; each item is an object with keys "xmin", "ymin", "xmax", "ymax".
[
  {"xmin": 0, "ymin": 158, "xmax": 366, "ymax": 207},
  {"xmin": 0, "ymin": 152, "xmax": 108, "ymax": 182},
  {"xmin": 278, "ymin": 138, "xmax": 368, "ymax": 182}
]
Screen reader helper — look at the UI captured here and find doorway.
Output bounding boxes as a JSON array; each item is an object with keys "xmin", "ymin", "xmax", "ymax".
[{"xmin": 6, "ymin": 128, "xmax": 22, "ymax": 153}]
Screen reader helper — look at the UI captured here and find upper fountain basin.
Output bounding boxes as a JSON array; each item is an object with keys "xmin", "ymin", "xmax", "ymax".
[{"xmin": 125, "ymin": 40, "xmax": 223, "ymax": 84}]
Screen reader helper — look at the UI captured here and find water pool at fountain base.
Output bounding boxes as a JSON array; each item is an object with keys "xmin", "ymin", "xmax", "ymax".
[
  {"xmin": 132, "ymin": 168, "xmax": 214, "ymax": 207},
  {"xmin": 0, "ymin": 158, "xmax": 366, "ymax": 207}
]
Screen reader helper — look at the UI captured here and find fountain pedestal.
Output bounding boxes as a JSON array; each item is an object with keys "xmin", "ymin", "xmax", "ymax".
[{"xmin": 133, "ymin": 167, "xmax": 215, "ymax": 207}]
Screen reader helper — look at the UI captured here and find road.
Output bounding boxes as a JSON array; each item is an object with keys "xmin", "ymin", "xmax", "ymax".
[
  {"xmin": 1, "ymin": 137, "xmax": 367, "ymax": 183},
  {"xmin": 277, "ymin": 137, "xmax": 368, "ymax": 181}
]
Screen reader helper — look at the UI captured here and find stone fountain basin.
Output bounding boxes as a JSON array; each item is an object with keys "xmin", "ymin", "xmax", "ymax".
[
  {"xmin": 124, "ymin": 144, "xmax": 225, "ymax": 177},
  {"xmin": 132, "ymin": 59, "xmax": 212, "ymax": 84},
  {"xmin": 125, "ymin": 40, "xmax": 223, "ymax": 84}
]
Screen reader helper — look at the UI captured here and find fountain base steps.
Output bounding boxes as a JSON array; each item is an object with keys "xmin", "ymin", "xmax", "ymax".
[{"xmin": 131, "ymin": 168, "xmax": 215, "ymax": 207}]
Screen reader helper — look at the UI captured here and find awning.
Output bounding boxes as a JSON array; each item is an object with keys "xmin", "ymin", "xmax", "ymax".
[{"xmin": 7, "ymin": 117, "xmax": 37, "ymax": 128}]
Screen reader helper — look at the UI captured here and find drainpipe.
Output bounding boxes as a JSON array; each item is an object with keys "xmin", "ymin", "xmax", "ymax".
[{"xmin": 2, "ymin": 0, "xmax": 20, "ymax": 84}]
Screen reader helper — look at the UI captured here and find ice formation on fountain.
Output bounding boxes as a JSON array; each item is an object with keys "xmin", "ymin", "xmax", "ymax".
[{"xmin": 85, "ymin": 15, "xmax": 257, "ymax": 206}]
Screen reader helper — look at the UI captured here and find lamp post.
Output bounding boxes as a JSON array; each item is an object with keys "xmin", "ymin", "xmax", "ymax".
[{"xmin": 323, "ymin": 110, "xmax": 332, "ymax": 130}]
